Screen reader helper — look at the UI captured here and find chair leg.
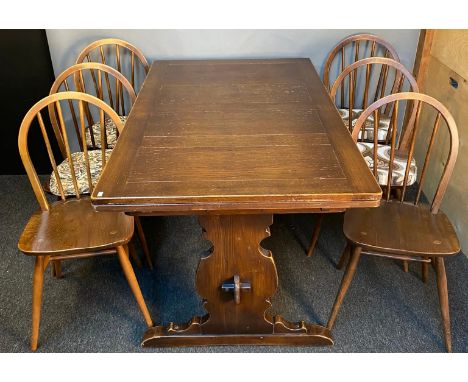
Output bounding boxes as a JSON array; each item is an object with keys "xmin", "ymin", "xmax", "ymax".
[
  {"xmin": 403, "ymin": 260, "xmax": 409, "ymax": 273},
  {"xmin": 51, "ymin": 260, "xmax": 62, "ymax": 279},
  {"xmin": 116, "ymin": 245, "xmax": 153, "ymax": 328},
  {"xmin": 327, "ymin": 246, "xmax": 362, "ymax": 330},
  {"xmin": 336, "ymin": 242, "xmax": 351, "ymax": 270},
  {"xmin": 422, "ymin": 258, "xmax": 429, "ymax": 283},
  {"xmin": 127, "ymin": 240, "xmax": 143, "ymax": 269},
  {"xmin": 306, "ymin": 214, "xmax": 324, "ymax": 257},
  {"xmin": 31, "ymin": 257, "xmax": 45, "ymax": 351},
  {"xmin": 134, "ymin": 216, "xmax": 153, "ymax": 270},
  {"xmin": 434, "ymin": 257, "xmax": 452, "ymax": 352}
]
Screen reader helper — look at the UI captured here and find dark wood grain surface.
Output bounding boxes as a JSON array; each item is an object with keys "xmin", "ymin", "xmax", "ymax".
[
  {"xmin": 141, "ymin": 213, "xmax": 333, "ymax": 347},
  {"xmin": 91, "ymin": 59, "xmax": 381, "ymax": 214},
  {"xmin": 18, "ymin": 198, "xmax": 134, "ymax": 256},
  {"xmin": 88, "ymin": 58, "xmax": 382, "ymax": 347},
  {"xmin": 343, "ymin": 200, "xmax": 460, "ymax": 257}
]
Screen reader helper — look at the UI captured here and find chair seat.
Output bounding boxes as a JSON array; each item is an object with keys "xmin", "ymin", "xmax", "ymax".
[
  {"xmin": 339, "ymin": 108, "xmax": 390, "ymax": 141},
  {"xmin": 85, "ymin": 115, "xmax": 127, "ymax": 149},
  {"xmin": 357, "ymin": 142, "xmax": 417, "ymax": 187},
  {"xmin": 344, "ymin": 200, "xmax": 460, "ymax": 257},
  {"xmin": 49, "ymin": 149, "xmax": 113, "ymax": 196},
  {"xmin": 18, "ymin": 198, "xmax": 134, "ymax": 256}
]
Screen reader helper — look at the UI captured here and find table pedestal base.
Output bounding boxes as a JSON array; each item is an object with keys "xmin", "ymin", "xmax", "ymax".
[
  {"xmin": 142, "ymin": 214, "xmax": 333, "ymax": 347},
  {"xmin": 142, "ymin": 317, "xmax": 332, "ymax": 346}
]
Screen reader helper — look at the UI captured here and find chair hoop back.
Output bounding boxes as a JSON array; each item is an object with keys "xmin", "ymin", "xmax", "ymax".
[
  {"xmin": 330, "ymin": 57, "xmax": 420, "ymax": 142},
  {"xmin": 330, "ymin": 57, "xmax": 419, "ymax": 102},
  {"xmin": 352, "ymin": 92, "xmax": 459, "ymax": 214},
  {"xmin": 50, "ymin": 62, "xmax": 136, "ymax": 102},
  {"xmin": 323, "ymin": 33, "xmax": 400, "ymax": 91},
  {"xmin": 49, "ymin": 62, "xmax": 136, "ymax": 156},
  {"xmin": 19, "ymin": 92, "xmax": 124, "ymax": 211},
  {"xmin": 76, "ymin": 38, "xmax": 150, "ymax": 93}
]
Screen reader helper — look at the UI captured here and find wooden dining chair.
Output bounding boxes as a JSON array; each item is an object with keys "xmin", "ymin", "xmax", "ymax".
[
  {"xmin": 330, "ymin": 57, "xmax": 419, "ymax": 144},
  {"xmin": 327, "ymin": 92, "xmax": 460, "ymax": 352},
  {"xmin": 75, "ymin": 38, "xmax": 150, "ymax": 95},
  {"xmin": 306, "ymin": 57, "xmax": 419, "ymax": 258},
  {"xmin": 323, "ymin": 33, "xmax": 400, "ymax": 92},
  {"xmin": 49, "ymin": 62, "xmax": 136, "ymax": 152},
  {"xmin": 49, "ymin": 63, "xmax": 153, "ymax": 270},
  {"xmin": 18, "ymin": 91, "xmax": 154, "ymax": 351}
]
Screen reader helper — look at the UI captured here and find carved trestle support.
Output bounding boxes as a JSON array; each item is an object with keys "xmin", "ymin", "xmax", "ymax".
[{"xmin": 142, "ymin": 214, "xmax": 333, "ymax": 347}]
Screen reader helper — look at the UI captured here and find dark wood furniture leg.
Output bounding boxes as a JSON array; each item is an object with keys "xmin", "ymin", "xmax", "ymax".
[
  {"xmin": 306, "ymin": 214, "xmax": 324, "ymax": 257},
  {"xmin": 327, "ymin": 246, "xmax": 362, "ymax": 330},
  {"xmin": 127, "ymin": 241, "xmax": 142, "ymax": 269},
  {"xmin": 434, "ymin": 257, "xmax": 452, "ymax": 352},
  {"xmin": 142, "ymin": 214, "xmax": 333, "ymax": 347},
  {"xmin": 134, "ymin": 216, "xmax": 153, "ymax": 270},
  {"xmin": 422, "ymin": 258, "xmax": 429, "ymax": 283},
  {"xmin": 51, "ymin": 260, "xmax": 62, "ymax": 278},
  {"xmin": 337, "ymin": 242, "xmax": 351, "ymax": 270}
]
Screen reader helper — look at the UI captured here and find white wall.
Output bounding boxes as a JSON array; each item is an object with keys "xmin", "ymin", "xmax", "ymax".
[{"xmin": 46, "ymin": 29, "xmax": 420, "ymax": 78}]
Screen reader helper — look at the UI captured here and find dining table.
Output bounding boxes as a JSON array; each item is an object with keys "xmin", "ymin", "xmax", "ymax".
[{"xmin": 91, "ymin": 58, "xmax": 382, "ymax": 347}]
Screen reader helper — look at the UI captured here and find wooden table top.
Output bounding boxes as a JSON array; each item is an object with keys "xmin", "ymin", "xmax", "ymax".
[{"xmin": 91, "ymin": 58, "xmax": 381, "ymax": 214}]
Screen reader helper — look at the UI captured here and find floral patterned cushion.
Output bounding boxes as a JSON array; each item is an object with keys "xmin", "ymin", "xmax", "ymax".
[
  {"xmin": 339, "ymin": 108, "xmax": 391, "ymax": 141},
  {"xmin": 49, "ymin": 150, "xmax": 113, "ymax": 196},
  {"xmin": 85, "ymin": 116, "xmax": 127, "ymax": 149},
  {"xmin": 357, "ymin": 142, "xmax": 417, "ymax": 187}
]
